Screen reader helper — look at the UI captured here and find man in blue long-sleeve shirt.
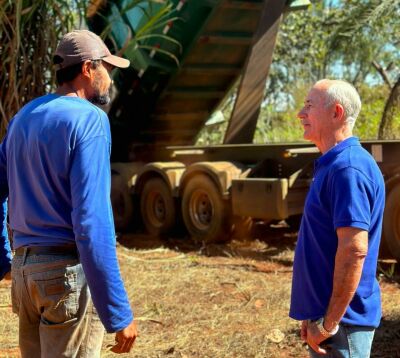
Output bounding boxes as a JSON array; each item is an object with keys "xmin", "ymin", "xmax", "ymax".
[{"xmin": 0, "ymin": 30, "xmax": 137, "ymax": 357}]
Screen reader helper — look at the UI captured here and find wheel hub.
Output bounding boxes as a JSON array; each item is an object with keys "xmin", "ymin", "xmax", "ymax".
[
  {"xmin": 189, "ymin": 190, "xmax": 214, "ymax": 230},
  {"xmin": 152, "ymin": 194, "xmax": 166, "ymax": 222}
]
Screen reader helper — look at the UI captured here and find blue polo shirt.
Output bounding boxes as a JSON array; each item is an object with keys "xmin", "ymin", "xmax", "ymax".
[
  {"xmin": 290, "ymin": 137, "xmax": 385, "ymax": 328},
  {"xmin": 0, "ymin": 94, "xmax": 133, "ymax": 332}
]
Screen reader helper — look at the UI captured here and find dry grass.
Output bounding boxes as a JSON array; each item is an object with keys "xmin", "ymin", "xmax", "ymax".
[
  {"xmin": 102, "ymin": 243, "xmax": 304, "ymax": 358},
  {"xmin": 1, "ymin": 226, "xmax": 399, "ymax": 357},
  {"xmin": 0, "ymin": 278, "xmax": 17, "ymax": 357}
]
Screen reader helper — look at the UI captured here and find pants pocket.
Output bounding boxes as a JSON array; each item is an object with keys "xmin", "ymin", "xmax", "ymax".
[
  {"xmin": 32, "ymin": 264, "xmax": 81, "ymax": 325},
  {"xmin": 11, "ymin": 259, "xmax": 22, "ymax": 315},
  {"xmin": 11, "ymin": 275, "xmax": 20, "ymax": 314}
]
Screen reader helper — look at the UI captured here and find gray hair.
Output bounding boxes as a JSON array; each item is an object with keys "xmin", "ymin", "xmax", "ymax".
[{"xmin": 317, "ymin": 79, "xmax": 362, "ymax": 130}]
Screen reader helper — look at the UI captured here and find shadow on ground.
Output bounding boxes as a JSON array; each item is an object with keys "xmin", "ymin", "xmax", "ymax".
[
  {"xmin": 117, "ymin": 221, "xmax": 298, "ymax": 266},
  {"xmin": 117, "ymin": 222, "xmax": 400, "ymax": 358},
  {"xmin": 372, "ymin": 316, "xmax": 400, "ymax": 357}
]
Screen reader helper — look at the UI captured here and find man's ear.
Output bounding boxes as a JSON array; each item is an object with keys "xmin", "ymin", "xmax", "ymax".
[
  {"xmin": 334, "ymin": 103, "xmax": 345, "ymax": 121},
  {"xmin": 81, "ymin": 61, "xmax": 92, "ymax": 78}
]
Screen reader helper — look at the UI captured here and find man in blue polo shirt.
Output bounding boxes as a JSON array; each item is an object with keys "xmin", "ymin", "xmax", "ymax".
[
  {"xmin": 0, "ymin": 30, "xmax": 137, "ymax": 356},
  {"xmin": 290, "ymin": 79, "xmax": 385, "ymax": 357}
]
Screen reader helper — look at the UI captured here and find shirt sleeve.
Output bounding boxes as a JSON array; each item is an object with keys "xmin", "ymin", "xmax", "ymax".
[
  {"xmin": 0, "ymin": 136, "xmax": 11, "ymax": 280},
  {"xmin": 70, "ymin": 134, "xmax": 133, "ymax": 333},
  {"xmin": 330, "ymin": 167, "xmax": 373, "ymax": 231}
]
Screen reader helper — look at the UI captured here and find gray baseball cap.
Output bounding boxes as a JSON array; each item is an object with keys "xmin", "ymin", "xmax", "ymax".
[{"xmin": 54, "ymin": 30, "xmax": 130, "ymax": 69}]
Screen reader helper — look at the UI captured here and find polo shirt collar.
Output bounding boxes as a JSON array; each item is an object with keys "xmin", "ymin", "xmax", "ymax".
[{"xmin": 316, "ymin": 136, "xmax": 360, "ymax": 167}]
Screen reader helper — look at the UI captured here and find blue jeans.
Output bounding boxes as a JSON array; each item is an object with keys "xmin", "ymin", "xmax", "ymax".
[
  {"xmin": 11, "ymin": 249, "xmax": 105, "ymax": 358},
  {"xmin": 308, "ymin": 324, "xmax": 375, "ymax": 358}
]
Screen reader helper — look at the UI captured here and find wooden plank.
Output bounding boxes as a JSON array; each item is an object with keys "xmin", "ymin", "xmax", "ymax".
[
  {"xmin": 220, "ymin": 1, "xmax": 263, "ymax": 10},
  {"xmin": 150, "ymin": 119, "xmax": 205, "ymax": 131},
  {"xmin": 224, "ymin": 0, "xmax": 287, "ymax": 144},
  {"xmin": 164, "ymin": 89, "xmax": 226, "ymax": 99},
  {"xmin": 199, "ymin": 33, "xmax": 253, "ymax": 45},
  {"xmin": 141, "ymin": 129, "xmax": 200, "ymax": 136},
  {"xmin": 138, "ymin": 130, "xmax": 198, "ymax": 146},
  {"xmin": 153, "ymin": 111, "xmax": 209, "ymax": 121},
  {"xmin": 181, "ymin": 65, "xmax": 242, "ymax": 75},
  {"xmin": 205, "ymin": 9, "xmax": 260, "ymax": 34},
  {"xmin": 184, "ymin": 43, "xmax": 249, "ymax": 65},
  {"xmin": 156, "ymin": 98, "xmax": 218, "ymax": 113},
  {"xmin": 170, "ymin": 73, "xmax": 236, "ymax": 89}
]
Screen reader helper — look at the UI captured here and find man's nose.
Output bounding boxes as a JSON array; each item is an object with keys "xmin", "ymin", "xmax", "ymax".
[{"xmin": 297, "ymin": 109, "xmax": 305, "ymax": 119}]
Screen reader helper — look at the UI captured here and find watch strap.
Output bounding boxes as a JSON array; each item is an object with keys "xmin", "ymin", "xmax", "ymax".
[{"xmin": 315, "ymin": 318, "xmax": 339, "ymax": 338}]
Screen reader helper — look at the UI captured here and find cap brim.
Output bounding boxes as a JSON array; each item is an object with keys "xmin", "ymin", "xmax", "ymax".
[{"xmin": 102, "ymin": 55, "xmax": 130, "ymax": 68}]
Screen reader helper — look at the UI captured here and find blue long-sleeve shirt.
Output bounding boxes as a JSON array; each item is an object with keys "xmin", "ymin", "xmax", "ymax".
[
  {"xmin": 0, "ymin": 94, "xmax": 133, "ymax": 332},
  {"xmin": 0, "ymin": 122, "xmax": 11, "ymax": 280},
  {"xmin": 0, "ymin": 202, "xmax": 11, "ymax": 280}
]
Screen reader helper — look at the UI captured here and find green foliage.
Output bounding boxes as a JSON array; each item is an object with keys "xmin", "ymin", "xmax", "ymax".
[
  {"xmin": 354, "ymin": 84, "xmax": 389, "ymax": 139},
  {"xmin": 89, "ymin": 0, "xmax": 180, "ymax": 69},
  {"xmin": 254, "ymin": 111, "xmax": 304, "ymax": 144},
  {"xmin": 254, "ymin": 86, "xmax": 308, "ymax": 144},
  {"xmin": 377, "ymin": 261, "xmax": 397, "ymax": 280},
  {"xmin": 328, "ymin": 0, "xmax": 400, "ymax": 85},
  {"xmin": 197, "ymin": 0, "xmax": 400, "ymax": 146},
  {"xmin": 0, "ymin": 0, "xmax": 86, "ymax": 137},
  {"xmin": 328, "ymin": 0, "xmax": 400, "ymax": 139},
  {"xmin": 196, "ymin": 122, "xmax": 228, "ymax": 146},
  {"xmin": 0, "ymin": 0, "xmax": 177, "ymax": 140},
  {"xmin": 196, "ymin": 101, "xmax": 233, "ymax": 146},
  {"xmin": 266, "ymin": 1, "xmax": 334, "ymax": 104}
]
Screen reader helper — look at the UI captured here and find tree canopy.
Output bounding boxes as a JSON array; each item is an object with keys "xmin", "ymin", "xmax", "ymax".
[
  {"xmin": 0, "ymin": 0, "xmax": 399, "ymax": 142},
  {"xmin": 0, "ymin": 0, "xmax": 86, "ymax": 137},
  {"xmin": 198, "ymin": 0, "xmax": 400, "ymax": 144}
]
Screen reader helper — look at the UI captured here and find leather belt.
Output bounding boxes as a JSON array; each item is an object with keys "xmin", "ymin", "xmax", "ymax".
[{"xmin": 15, "ymin": 245, "xmax": 78, "ymax": 257}]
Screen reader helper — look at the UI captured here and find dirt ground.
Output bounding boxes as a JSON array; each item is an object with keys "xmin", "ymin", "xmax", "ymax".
[{"xmin": 0, "ymin": 224, "xmax": 399, "ymax": 357}]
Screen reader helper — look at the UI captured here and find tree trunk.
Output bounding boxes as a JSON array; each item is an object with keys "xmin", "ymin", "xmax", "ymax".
[
  {"xmin": 378, "ymin": 74, "xmax": 400, "ymax": 139},
  {"xmin": 372, "ymin": 61, "xmax": 392, "ymax": 89}
]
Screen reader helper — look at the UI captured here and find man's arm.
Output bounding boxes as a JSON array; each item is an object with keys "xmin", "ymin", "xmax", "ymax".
[
  {"xmin": 324, "ymin": 227, "xmax": 368, "ymax": 329},
  {"xmin": 0, "ymin": 201, "xmax": 11, "ymax": 281},
  {"xmin": 70, "ymin": 133, "xmax": 137, "ymax": 352},
  {"xmin": 306, "ymin": 227, "xmax": 368, "ymax": 354},
  {"xmin": 0, "ymin": 136, "xmax": 11, "ymax": 281}
]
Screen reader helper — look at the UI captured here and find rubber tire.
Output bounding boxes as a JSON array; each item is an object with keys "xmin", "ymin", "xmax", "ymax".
[
  {"xmin": 111, "ymin": 173, "xmax": 133, "ymax": 231},
  {"xmin": 232, "ymin": 216, "xmax": 254, "ymax": 240},
  {"xmin": 140, "ymin": 177, "xmax": 176, "ymax": 236},
  {"xmin": 286, "ymin": 214, "xmax": 303, "ymax": 230},
  {"xmin": 382, "ymin": 183, "xmax": 400, "ymax": 261},
  {"xmin": 182, "ymin": 174, "xmax": 232, "ymax": 243}
]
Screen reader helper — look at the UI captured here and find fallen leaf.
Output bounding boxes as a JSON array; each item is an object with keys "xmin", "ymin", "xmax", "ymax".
[
  {"xmin": 266, "ymin": 329, "xmax": 285, "ymax": 343},
  {"xmin": 254, "ymin": 299, "xmax": 265, "ymax": 308}
]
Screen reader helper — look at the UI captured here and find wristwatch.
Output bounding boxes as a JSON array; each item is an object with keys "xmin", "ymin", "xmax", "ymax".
[{"xmin": 315, "ymin": 317, "xmax": 339, "ymax": 338}]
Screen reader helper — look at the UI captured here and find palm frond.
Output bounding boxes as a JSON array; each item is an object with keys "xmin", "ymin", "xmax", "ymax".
[
  {"xmin": 0, "ymin": 0, "xmax": 87, "ymax": 138},
  {"xmin": 138, "ymin": 44, "xmax": 180, "ymax": 66}
]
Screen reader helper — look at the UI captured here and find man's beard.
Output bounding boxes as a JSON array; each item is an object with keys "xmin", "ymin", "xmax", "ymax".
[
  {"xmin": 89, "ymin": 72, "xmax": 111, "ymax": 105},
  {"xmin": 89, "ymin": 92, "xmax": 111, "ymax": 105}
]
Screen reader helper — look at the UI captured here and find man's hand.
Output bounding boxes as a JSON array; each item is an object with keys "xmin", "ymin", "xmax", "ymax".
[
  {"xmin": 300, "ymin": 320, "xmax": 308, "ymax": 342},
  {"xmin": 111, "ymin": 320, "xmax": 138, "ymax": 354},
  {"xmin": 306, "ymin": 321, "xmax": 328, "ymax": 355}
]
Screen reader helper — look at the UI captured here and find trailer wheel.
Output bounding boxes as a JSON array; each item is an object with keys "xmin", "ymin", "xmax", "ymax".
[
  {"xmin": 232, "ymin": 216, "xmax": 254, "ymax": 239},
  {"xmin": 182, "ymin": 174, "xmax": 232, "ymax": 243},
  {"xmin": 383, "ymin": 183, "xmax": 400, "ymax": 260},
  {"xmin": 286, "ymin": 214, "xmax": 303, "ymax": 230},
  {"xmin": 140, "ymin": 177, "xmax": 176, "ymax": 236},
  {"xmin": 111, "ymin": 173, "xmax": 133, "ymax": 231}
]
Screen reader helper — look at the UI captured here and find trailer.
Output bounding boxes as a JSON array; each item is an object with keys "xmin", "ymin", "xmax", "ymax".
[{"xmin": 88, "ymin": 0, "xmax": 400, "ymax": 261}]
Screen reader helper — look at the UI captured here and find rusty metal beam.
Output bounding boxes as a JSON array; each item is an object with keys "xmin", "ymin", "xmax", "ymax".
[{"xmin": 223, "ymin": 0, "xmax": 286, "ymax": 144}]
